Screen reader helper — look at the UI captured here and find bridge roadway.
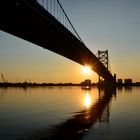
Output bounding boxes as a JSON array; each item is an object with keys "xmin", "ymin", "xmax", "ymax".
[{"xmin": 0, "ymin": 0, "xmax": 115, "ymax": 83}]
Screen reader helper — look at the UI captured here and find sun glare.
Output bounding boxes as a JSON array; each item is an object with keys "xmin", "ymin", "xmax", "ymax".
[{"xmin": 82, "ymin": 66, "xmax": 92, "ymax": 74}]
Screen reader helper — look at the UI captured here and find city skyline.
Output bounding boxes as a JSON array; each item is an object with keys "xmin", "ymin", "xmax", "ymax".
[{"xmin": 0, "ymin": 0, "xmax": 140, "ymax": 83}]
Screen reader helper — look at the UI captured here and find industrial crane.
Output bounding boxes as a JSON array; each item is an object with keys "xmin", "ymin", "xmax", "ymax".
[{"xmin": 1, "ymin": 73, "xmax": 7, "ymax": 83}]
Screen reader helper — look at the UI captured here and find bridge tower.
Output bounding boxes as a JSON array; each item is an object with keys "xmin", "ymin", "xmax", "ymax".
[
  {"xmin": 98, "ymin": 50, "xmax": 108, "ymax": 69},
  {"xmin": 98, "ymin": 50, "xmax": 109, "ymax": 85}
]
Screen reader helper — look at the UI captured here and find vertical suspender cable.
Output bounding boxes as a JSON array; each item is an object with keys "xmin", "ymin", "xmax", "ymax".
[{"xmin": 56, "ymin": 0, "xmax": 84, "ymax": 44}]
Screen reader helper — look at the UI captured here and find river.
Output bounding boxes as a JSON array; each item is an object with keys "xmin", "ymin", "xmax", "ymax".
[{"xmin": 0, "ymin": 86, "xmax": 140, "ymax": 140}]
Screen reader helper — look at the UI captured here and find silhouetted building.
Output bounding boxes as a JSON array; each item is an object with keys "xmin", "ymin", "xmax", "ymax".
[
  {"xmin": 124, "ymin": 79, "xmax": 132, "ymax": 84},
  {"xmin": 84, "ymin": 79, "xmax": 91, "ymax": 85},
  {"xmin": 81, "ymin": 79, "xmax": 91, "ymax": 86},
  {"xmin": 117, "ymin": 79, "xmax": 123, "ymax": 84}
]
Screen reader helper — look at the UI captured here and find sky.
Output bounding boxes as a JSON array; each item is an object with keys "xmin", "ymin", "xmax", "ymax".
[{"xmin": 0, "ymin": 0, "xmax": 140, "ymax": 83}]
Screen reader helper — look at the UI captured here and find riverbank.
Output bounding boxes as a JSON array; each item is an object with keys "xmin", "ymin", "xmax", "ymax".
[{"xmin": 0, "ymin": 82, "xmax": 140, "ymax": 88}]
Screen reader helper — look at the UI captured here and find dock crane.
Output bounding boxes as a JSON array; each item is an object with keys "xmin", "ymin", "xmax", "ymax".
[{"xmin": 1, "ymin": 73, "xmax": 7, "ymax": 83}]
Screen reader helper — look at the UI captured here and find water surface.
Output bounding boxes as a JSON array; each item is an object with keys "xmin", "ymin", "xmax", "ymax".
[{"xmin": 0, "ymin": 86, "xmax": 140, "ymax": 140}]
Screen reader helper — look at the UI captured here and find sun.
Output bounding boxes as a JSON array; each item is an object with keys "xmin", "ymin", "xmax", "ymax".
[{"xmin": 82, "ymin": 66, "xmax": 92, "ymax": 74}]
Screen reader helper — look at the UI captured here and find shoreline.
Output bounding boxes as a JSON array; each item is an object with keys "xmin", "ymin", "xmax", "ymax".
[{"xmin": 0, "ymin": 82, "xmax": 140, "ymax": 88}]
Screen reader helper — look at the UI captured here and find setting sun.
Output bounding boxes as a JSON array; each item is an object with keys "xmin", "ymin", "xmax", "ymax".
[{"xmin": 82, "ymin": 66, "xmax": 92, "ymax": 74}]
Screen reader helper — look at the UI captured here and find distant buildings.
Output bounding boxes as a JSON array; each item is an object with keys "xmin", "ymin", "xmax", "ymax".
[
  {"xmin": 117, "ymin": 79, "xmax": 123, "ymax": 84},
  {"xmin": 81, "ymin": 79, "xmax": 91, "ymax": 86},
  {"xmin": 124, "ymin": 79, "xmax": 132, "ymax": 84},
  {"xmin": 117, "ymin": 78, "xmax": 132, "ymax": 85}
]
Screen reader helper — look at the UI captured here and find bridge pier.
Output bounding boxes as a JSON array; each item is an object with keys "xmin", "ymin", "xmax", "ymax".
[{"xmin": 98, "ymin": 74, "xmax": 116, "ymax": 87}]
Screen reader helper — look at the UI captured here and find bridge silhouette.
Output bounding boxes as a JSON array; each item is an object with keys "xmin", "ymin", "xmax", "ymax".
[{"xmin": 0, "ymin": 0, "xmax": 115, "ymax": 84}]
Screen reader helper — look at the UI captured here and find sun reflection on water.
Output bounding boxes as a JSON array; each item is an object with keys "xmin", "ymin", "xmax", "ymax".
[{"xmin": 84, "ymin": 92, "xmax": 92, "ymax": 109}]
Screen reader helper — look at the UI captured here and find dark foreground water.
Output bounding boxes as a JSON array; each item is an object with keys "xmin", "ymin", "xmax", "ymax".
[{"xmin": 0, "ymin": 86, "xmax": 140, "ymax": 140}]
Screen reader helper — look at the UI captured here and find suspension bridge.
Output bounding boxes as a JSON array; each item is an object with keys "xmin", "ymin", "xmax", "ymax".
[{"xmin": 0, "ymin": 0, "xmax": 116, "ymax": 84}]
